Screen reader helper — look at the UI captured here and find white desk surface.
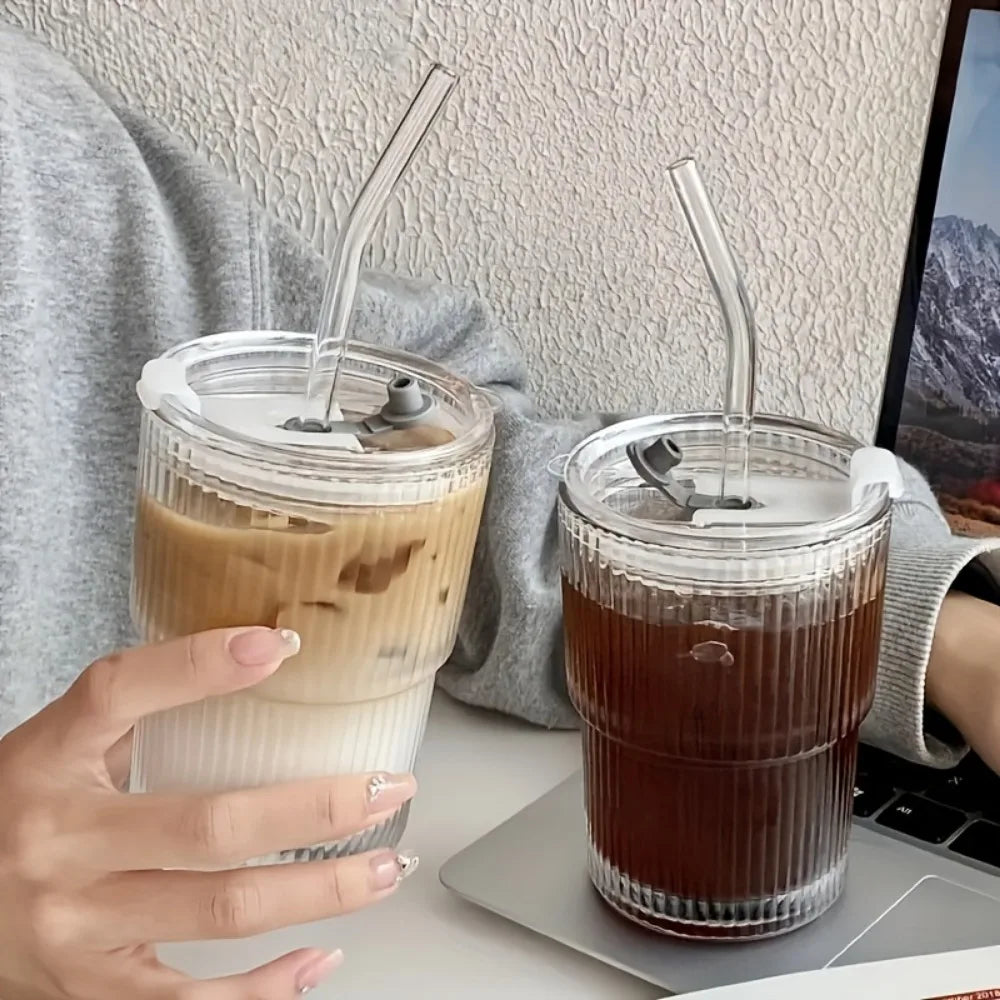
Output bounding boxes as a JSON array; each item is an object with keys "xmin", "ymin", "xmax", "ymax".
[{"xmin": 163, "ymin": 693, "xmax": 660, "ymax": 998}]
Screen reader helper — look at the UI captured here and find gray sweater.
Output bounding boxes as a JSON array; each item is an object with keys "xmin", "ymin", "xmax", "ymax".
[{"xmin": 1, "ymin": 25, "xmax": 997, "ymax": 767}]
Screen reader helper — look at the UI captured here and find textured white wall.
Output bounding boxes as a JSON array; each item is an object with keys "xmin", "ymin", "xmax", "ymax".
[{"xmin": 3, "ymin": 0, "xmax": 947, "ymax": 436}]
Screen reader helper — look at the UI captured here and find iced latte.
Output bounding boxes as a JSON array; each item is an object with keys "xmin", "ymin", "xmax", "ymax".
[{"xmin": 129, "ymin": 331, "xmax": 494, "ymax": 862}]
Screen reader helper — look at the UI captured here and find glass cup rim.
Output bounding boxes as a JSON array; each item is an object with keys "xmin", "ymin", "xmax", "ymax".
[
  {"xmin": 148, "ymin": 329, "xmax": 495, "ymax": 478},
  {"xmin": 560, "ymin": 412, "xmax": 892, "ymax": 553}
]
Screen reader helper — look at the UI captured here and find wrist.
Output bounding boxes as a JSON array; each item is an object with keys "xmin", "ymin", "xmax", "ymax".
[{"xmin": 926, "ymin": 592, "xmax": 1000, "ymax": 741}]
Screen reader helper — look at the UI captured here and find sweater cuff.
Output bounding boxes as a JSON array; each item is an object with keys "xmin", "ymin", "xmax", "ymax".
[{"xmin": 863, "ymin": 533, "xmax": 1000, "ymax": 768}]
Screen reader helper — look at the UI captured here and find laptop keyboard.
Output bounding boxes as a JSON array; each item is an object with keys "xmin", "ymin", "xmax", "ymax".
[{"xmin": 855, "ymin": 744, "xmax": 1000, "ymax": 871}]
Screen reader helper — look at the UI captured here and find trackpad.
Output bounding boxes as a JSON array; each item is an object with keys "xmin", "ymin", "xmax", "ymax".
[{"xmin": 828, "ymin": 877, "xmax": 1000, "ymax": 967}]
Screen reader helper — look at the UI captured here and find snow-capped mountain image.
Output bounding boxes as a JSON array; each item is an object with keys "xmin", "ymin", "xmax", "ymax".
[
  {"xmin": 896, "ymin": 215, "xmax": 1000, "ymax": 529},
  {"xmin": 894, "ymin": 10, "xmax": 1000, "ymax": 536},
  {"xmin": 905, "ymin": 215, "xmax": 1000, "ymax": 419}
]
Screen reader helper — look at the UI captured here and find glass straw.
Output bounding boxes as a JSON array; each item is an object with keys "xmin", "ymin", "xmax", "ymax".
[
  {"xmin": 667, "ymin": 158, "xmax": 756, "ymax": 506},
  {"xmin": 301, "ymin": 64, "xmax": 459, "ymax": 423}
]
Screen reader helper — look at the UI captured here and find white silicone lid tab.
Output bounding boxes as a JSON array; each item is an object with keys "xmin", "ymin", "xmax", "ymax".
[{"xmin": 136, "ymin": 358, "xmax": 202, "ymax": 416}]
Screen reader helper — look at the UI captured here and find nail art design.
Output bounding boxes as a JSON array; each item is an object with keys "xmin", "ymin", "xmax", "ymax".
[
  {"xmin": 366, "ymin": 773, "xmax": 389, "ymax": 805},
  {"xmin": 278, "ymin": 628, "xmax": 302, "ymax": 655},
  {"xmin": 364, "ymin": 772, "xmax": 416, "ymax": 816},
  {"xmin": 395, "ymin": 850, "xmax": 419, "ymax": 884},
  {"xmin": 369, "ymin": 849, "xmax": 420, "ymax": 890},
  {"xmin": 228, "ymin": 626, "xmax": 300, "ymax": 667}
]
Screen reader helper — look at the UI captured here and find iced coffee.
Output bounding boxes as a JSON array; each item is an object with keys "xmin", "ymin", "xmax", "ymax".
[
  {"xmin": 129, "ymin": 331, "xmax": 493, "ymax": 862},
  {"xmin": 559, "ymin": 414, "xmax": 893, "ymax": 939}
]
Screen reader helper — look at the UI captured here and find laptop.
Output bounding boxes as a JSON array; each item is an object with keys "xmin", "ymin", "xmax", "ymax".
[{"xmin": 442, "ymin": 2, "xmax": 1000, "ymax": 993}]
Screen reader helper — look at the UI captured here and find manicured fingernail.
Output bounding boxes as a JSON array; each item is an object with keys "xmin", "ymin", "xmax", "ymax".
[
  {"xmin": 365, "ymin": 772, "xmax": 417, "ymax": 813},
  {"xmin": 228, "ymin": 627, "xmax": 300, "ymax": 667},
  {"xmin": 296, "ymin": 948, "xmax": 343, "ymax": 994},
  {"xmin": 369, "ymin": 849, "xmax": 419, "ymax": 890}
]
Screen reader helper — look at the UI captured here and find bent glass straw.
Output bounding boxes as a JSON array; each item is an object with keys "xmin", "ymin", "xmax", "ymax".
[
  {"xmin": 667, "ymin": 158, "xmax": 756, "ymax": 506},
  {"xmin": 301, "ymin": 64, "xmax": 459, "ymax": 424}
]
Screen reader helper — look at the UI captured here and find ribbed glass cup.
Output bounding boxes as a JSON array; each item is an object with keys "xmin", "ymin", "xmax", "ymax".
[
  {"xmin": 129, "ymin": 331, "xmax": 494, "ymax": 864},
  {"xmin": 559, "ymin": 414, "xmax": 891, "ymax": 940}
]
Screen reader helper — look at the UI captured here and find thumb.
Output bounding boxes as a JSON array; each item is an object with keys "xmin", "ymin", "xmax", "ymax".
[{"xmin": 39, "ymin": 627, "xmax": 300, "ymax": 755}]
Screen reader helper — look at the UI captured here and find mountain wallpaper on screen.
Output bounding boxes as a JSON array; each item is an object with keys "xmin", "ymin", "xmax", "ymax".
[
  {"xmin": 897, "ymin": 215, "xmax": 1000, "ymax": 536},
  {"xmin": 907, "ymin": 215, "xmax": 1000, "ymax": 416}
]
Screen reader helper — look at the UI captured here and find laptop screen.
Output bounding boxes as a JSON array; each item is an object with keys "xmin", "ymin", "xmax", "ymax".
[{"xmin": 879, "ymin": 4, "xmax": 1000, "ymax": 538}]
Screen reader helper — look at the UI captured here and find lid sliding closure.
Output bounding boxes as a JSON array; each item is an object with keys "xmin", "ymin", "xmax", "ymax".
[
  {"xmin": 282, "ymin": 375, "xmax": 439, "ymax": 437},
  {"xmin": 627, "ymin": 437, "xmax": 754, "ymax": 513},
  {"xmin": 690, "ymin": 447, "xmax": 904, "ymax": 529},
  {"xmin": 627, "ymin": 436, "xmax": 903, "ymax": 530}
]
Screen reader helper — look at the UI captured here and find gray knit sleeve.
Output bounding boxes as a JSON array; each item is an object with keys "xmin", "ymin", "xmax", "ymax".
[{"xmin": 861, "ymin": 460, "xmax": 1000, "ymax": 767}]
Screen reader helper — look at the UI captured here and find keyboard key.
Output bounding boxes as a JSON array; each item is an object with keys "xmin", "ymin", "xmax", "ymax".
[
  {"xmin": 960, "ymin": 756, "xmax": 1000, "ymax": 820},
  {"xmin": 924, "ymin": 752, "xmax": 1000, "ymax": 819},
  {"xmin": 925, "ymin": 768, "xmax": 986, "ymax": 813},
  {"xmin": 852, "ymin": 780, "xmax": 896, "ymax": 819},
  {"xmin": 950, "ymin": 820, "xmax": 1000, "ymax": 869},
  {"xmin": 875, "ymin": 794, "xmax": 966, "ymax": 844}
]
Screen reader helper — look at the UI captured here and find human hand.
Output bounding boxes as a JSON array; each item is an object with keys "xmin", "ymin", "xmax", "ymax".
[
  {"xmin": 0, "ymin": 627, "xmax": 418, "ymax": 1000},
  {"xmin": 927, "ymin": 591, "xmax": 1000, "ymax": 775}
]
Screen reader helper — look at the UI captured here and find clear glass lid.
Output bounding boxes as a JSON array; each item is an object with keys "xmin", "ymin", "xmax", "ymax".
[
  {"xmin": 136, "ymin": 330, "xmax": 495, "ymax": 506},
  {"xmin": 560, "ymin": 412, "xmax": 895, "ymax": 554}
]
